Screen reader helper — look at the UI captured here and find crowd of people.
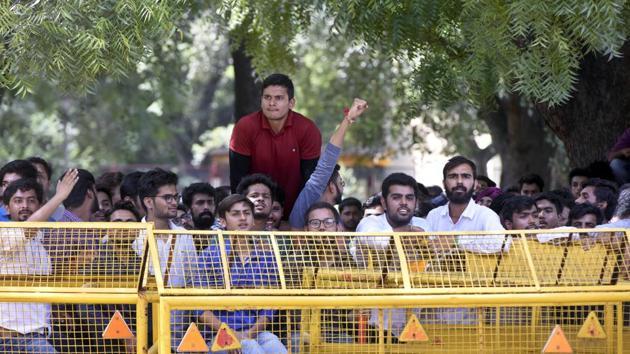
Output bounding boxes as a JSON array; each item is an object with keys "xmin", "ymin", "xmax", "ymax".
[{"xmin": 0, "ymin": 73, "xmax": 629, "ymax": 353}]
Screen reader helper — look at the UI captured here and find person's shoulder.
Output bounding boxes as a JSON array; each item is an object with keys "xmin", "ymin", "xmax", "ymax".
[
  {"xmin": 426, "ymin": 205, "xmax": 446, "ymax": 220},
  {"xmin": 291, "ymin": 111, "xmax": 320, "ymax": 130},
  {"xmin": 233, "ymin": 111, "xmax": 262, "ymax": 130},
  {"xmin": 410, "ymin": 217, "xmax": 430, "ymax": 230},
  {"xmin": 356, "ymin": 214, "xmax": 388, "ymax": 232}
]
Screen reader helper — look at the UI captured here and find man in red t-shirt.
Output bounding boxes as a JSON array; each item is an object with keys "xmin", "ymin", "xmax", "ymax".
[{"xmin": 229, "ymin": 73, "xmax": 322, "ymax": 216}]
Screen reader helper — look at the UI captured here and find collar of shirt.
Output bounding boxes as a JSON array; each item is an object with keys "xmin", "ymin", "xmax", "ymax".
[
  {"xmin": 60, "ymin": 209, "xmax": 83, "ymax": 222},
  {"xmin": 260, "ymin": 109, "xmax": 295, "ymax": 134},
  {"xmin": 441, "ymin": 198, "xmax": 477, "ymax": 220}
]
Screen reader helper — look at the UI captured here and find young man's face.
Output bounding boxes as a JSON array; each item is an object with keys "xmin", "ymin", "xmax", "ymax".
[
  {"xmin": 8, "ymin": 189, "xmax": 41, "ymax": 221},
  {"xmin": 305, "ymin": 208, "xmax": 338, "ymax": 232},
  {"xmin": 570, "ymin": 175, "xmax": 589, "ymax": 199},
  {"xmin": 443, "ymin": 164, "xmax": 475, "ymax": 204},
  {"xmin": 245, "ymin": 183, "xmax": 272, "ymax": 219},
  {"xmin": 576, "ymin": 186, "xmax": 598, "ymax": 205},
  {"xmin": 505, "ymin": 205, "xmax": 538, "ymax": 230},
  {"xmin": 32, "ymin": 163, "xmax": 51, "ymax": 194},
  {"xmin": 340, "ymin": 205, "xmax": 362, "ymax": 231},
  {"xmin": 190, "ymin": 193, "xmax": 215, "ymax": 229},
  {"xmin": 382, "ymin": 185, "xmax": 416, "ymax": 228},
  {"xmin": 269, "ymin": 201, "xmax": 283, "ymax": 229},
  {"xmin": 97, "ymin": 191, "xmax": 113, "ymax": 212},
  {"xmin": 222, "ymin": 201, "xmax": 254, "ymax": 231},
  {"xmin": 110, "ymin": 209, "xmax": 138, "ymax": 222},
  {"xmin": 520, "ymin": 183, "xmax": 540, "ymax": 197},
  {"xmin": 1, "ymin": 172, "xmax": 22, "ymax": 196},
  {"xmin": 535, "ymin": 199, "xmax": 560, "ymax": 229},
  {"xmin": 261, "ymin": 85, "xmax": 295, "ymax": 121},
  {"xmin": 146, "ymin": 184, "xmax": 178, "ymax": 220},
  {"xmin": 571, "ymin": 214, "xmax": 598, "ymax": 229}
]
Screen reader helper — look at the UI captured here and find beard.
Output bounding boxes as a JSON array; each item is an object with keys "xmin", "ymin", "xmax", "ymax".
[
  {"xmin": 446, "ymin": 186, "xmax": 474, "ymax": 204},
  {"xmin": 385, "ymin": 209, "xmax": 413, "ymax": 228},
  {"xmin": 193, "ymin": 211, "xmax": 214, "ymax": 230}
]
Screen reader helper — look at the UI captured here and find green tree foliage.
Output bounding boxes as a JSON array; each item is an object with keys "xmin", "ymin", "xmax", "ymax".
[{"xmin": 0, "ymin": 0, "xmax": 188, "ymax": 95}]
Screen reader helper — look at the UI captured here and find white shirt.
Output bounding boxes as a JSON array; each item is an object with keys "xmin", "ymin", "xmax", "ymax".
[
  {"xmin": 133, "ymin": 218, "xmax": 198, "ymax": 287},
  {"xmin": 349, "ymin": 214, "xmax": 429, "ymax": 259},
  {"xmin": 349, "ymin": 214, "xmax": 429, "ymax": 336},
  {"xmin": 425, "ymin": 199, "xmax": 509, "ymax": 253},
  {"xmin": 0, "ymin": 232, "xmax": 52, "ymax": 334}
]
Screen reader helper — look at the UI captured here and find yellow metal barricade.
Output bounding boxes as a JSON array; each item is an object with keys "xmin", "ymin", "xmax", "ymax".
[
  {"xmin": 149, "ymin": 228, "xmax": 630, "ymax": 353},
  {"xmin": 0, "ymin": 222, "xmax": 151, "ymax": 354}
]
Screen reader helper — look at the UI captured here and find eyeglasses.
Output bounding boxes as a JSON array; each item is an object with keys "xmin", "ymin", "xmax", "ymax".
[
  {"xmin": 151, "ymin": 193, "xmax": 181, "ymax": 203},
  {"xmin": 172, "ymin": 212, "xmax": 192, "ymax": 227},
  {"xmin": 307, "ymin": 218, "xmax": 337, "ymax": 229}
]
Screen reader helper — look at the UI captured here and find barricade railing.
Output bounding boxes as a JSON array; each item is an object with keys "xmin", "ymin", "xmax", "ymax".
[
  {"xmin": 0, "ymin": 222, "xmax": 151, "ymax": 354},
  {"xmin": 2, "ymin": 224, "xmax": 628, "ymax": 353},
  {"xmin": 149, "ymin": 228, "xmax": 630, "ymax": 353}
]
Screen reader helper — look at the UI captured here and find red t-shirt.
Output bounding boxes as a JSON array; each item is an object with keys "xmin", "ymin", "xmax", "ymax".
[{"xmin": 230, "ymin": 110, "xmax": 322, "ymax": 215}]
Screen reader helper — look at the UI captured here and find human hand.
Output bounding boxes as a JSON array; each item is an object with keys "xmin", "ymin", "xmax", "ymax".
[
  {"xmin": 345, "ymin": 98, "xmax": 368, "ymax": 123},
  {"xmin": 55, "ymin": 169, "xmax": 79, "ymax": 200}
]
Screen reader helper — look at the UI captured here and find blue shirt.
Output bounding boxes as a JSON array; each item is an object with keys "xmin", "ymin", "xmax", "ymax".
[
  {"xmin": 0, "ymin": 206, "xmax": 10, "ymax": 221},
  {"xmin": 289, "ymin": 143, "xmax": 342, "ymax": 228},
  {"xmin": 196, "ymin": 238, "xmax": 279, "ymax": 331}
]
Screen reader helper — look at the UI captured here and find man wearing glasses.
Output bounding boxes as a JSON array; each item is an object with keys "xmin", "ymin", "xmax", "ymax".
[{"xmin": 132, "ymin": 168, "xmax": 199, "ymax": 350}]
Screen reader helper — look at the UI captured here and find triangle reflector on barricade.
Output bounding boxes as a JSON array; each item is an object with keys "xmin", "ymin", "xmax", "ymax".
[
  {"xmin": 177, "ymin": 322, "xmax": 209, "ymax": 352},
  {"xmin": 542, "ymin": 325, "xmax": 573, "ymax": 353},
  {"xmin": 577, "ymin": 311, "xmax": 606, "ymax": 339},
  {"xmin": 398, "ymin": 314, "xmax": 429, "ymax": 342},
  {"xmin": 211, "ymin": 322, "xmax": 241, "ymax": 351},
  {"xmin": 102, "ymin": 310, "xmax": 134, "ymax": 339}
]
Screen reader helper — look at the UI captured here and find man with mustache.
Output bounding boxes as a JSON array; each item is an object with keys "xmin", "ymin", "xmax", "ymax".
[
  {"xmin": 500, "ymin": 196, "xmax": 539, "ymax": 230},
  {"xmin": 349, "ymin": 172, "xmax": 428, "ymax": 338},
  {"xmin": 534, "ymin": 192, "xmax": 563, "ymax": 229},
  {"xmin": 182, "ymin": 182, "xmax": 216, "ymax": 231},
  {"xmin": 236, "ymin": 174, "xmax": 277, "ymax": 231},
  {"xmin": 426, "ymin": 156, "xmax": 507, "ymax": 254}
]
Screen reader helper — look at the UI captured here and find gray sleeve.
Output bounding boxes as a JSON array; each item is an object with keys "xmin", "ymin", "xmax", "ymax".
[{"xmin": 289, "ymin": 143, "xmax": 342, "ymax": 228}]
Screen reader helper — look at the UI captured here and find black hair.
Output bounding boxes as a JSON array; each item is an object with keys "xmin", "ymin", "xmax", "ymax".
[
  {"xmin": 548, "ymin": 189, "xmax": 575, "ymax": 210},
  {"xmin": 442, "ymin": 156, "xmax": 477, "ymax": 180},
  {"xmin": 182, "ymin": 183, "xmax": 216, "ymax": 209},
  {"xmin": 120, "ymin": 171, "xmax": 145, "ymax": 200},
  {"xmin": 27, "ymin": 157, "xmax": 53, "ymax": 181},
  {"xmin": 518, "ymin": 173, "xmax": 545, "ymax": 192},
  {"xmin": 363, "ymin": 193, "xmax": 382, "ymax": 209},
  {"xmin": 586, "ymin": 160, "xmax": 616, "ymax": 182},
  {"xmin": 534, "ymin": 192, "xmax": 563, "ymax": 215},
  {"xmin": 60, "ymin": 169, "xmax": 95, "ymax": 209},
  {"xmin": 489, "ymin": 193, "xmax": 514, "ymax": 215},
  {"xmin": 137, "ymin": 168, "xmax": 178, "ymax": 211},
  {"xmin": 177, "ymin": 204, "xmax": 189, "ymax": 213},
  {"xmin": 235, "ymin": 173, "xmax": 277, "ymax": 200},
  {"xmin": 500, "ymin": 195, "xmax": 536, "ymax": 223},
  {"xmin": 214, "ymin": 185, "xmax": 232, "ymax": 205},
  {"xmin": 96, "ymin": 171, "xmax": 124, "ymax": 194},
  {"xmin": 583, "ymin": 178, "xmax": 619, "ymax": 220},
  {"xmin": 381, "ymin": 173, "xmax": 418, "ymax": 199},
  {"xmin": 416, "ymin": 183, "xmax": 429, "ymax": 198},
  {"xmin": 327, "ymin": 164, "xmax": 341, "ymax": 186},
  {"xmin": 476, "ymin": 175, "xmax": 497, "ymax": 187},
  {"xmin": 262, "ymin": 73, "xmax": 295, "ymax": 100},
  {"xmin": 105, "ymin": 200, "xmax": 141, "ymax": 222},
  {"xmin": 217, "ymin": 194, "xmax": 254, "ymax": 219},
  {"xmin": 273, "ymin": 186, "xmax": 286, "ymax": 207},
  {"xmin": 304, "ymin": 201, "xmax": 340, "ymax": 224},
  {"xmin": 96, "ymin": 187, "xmax": 113, "ymax": 202},
  {"xmin": 426, "ymin": 186, "xmax": 443, "ymax": 198},
  {"xmin": 569, "ymin": 203, "xmax": 604, "ymax": 226},
  {"xmin": 568, "ymin": 167, "xmax": 590, "ymax": 183},
  {"xmin": 0, "ymin": 160, "xmax": 39, "ymax": 186},
  {"xmin": 3, "ymin": 178, "xmax": 44, "ymax": 205},
  {"xmin": 339, "ymin": 197, "xmax": 363, "ymax": 214}
]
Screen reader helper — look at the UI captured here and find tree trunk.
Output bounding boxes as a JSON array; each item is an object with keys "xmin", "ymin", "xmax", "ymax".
[
  {"xmin": 480, "ymin": 94, "xmax": 555, "ymax": 188},
  {"xmin": 231, "ymin": 43, "xmax": 261, "ymax": 122},
  {"xmin": 537, "ymin": 40, "xmax": 630, "ymax": 167}
]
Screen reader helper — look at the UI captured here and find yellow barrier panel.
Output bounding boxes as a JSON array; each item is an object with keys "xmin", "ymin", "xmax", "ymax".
[
  {"xmin": 0, "ymin": 222, "xmax": 151, "ymax": 354},
  {"xmin": 146, "ymin": 228, "xmax": 629, "ymax": 353}
]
